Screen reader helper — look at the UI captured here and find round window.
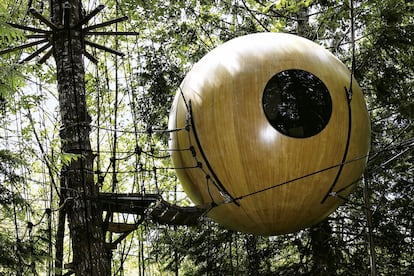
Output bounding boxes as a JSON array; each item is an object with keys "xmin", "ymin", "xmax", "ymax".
[{"xmin": 262, "ymin": 69, "xmax": 332, "ymax": 138}]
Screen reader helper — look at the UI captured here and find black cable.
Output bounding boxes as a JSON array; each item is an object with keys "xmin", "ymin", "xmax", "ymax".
[
  {"xmin": 233, "ymin": 154, "xmax": 369, "ymax": 203},
  {"xmin": 228, "ymin": 125, "xmax": 412, "ymax": 207},
  {"xmin": 320, "ymin": 86, "xmax": 353, "ymax": 204},
  {"xmin": 321, "ymin": 0, "xmax": 356, "ymax": 204},
  {"xmin": 188, "ymin": 101, "xmax": 239, "ymax": 206},
  {"xmin": 178, "ymin": 86, "xmax": 190, "ymax": 113},
  {"xmin": 25, "ymin": 108, "xmax": 61, "ymax": 198}
]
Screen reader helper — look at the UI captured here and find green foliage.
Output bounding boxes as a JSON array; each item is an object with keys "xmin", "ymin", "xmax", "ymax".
[
  {"xmin": 0, "ymin": 150, "xmax": 27, "ymax": 204},
  {"xmin": 355, "ymin": 2, "xmax": 414, "ymax": 272},
  {"xmin": 0, "ymin": 3, "xmax": 25, "ymax": 114},
  {"xmin": 0, "ymin": 149, "xmax": 49, "ymax": 274},
  {"xmin": 358, "ymin": 0, "xmax": 414, "ymax": 107},
  {"xmin": 140, "ymin": 1, "xmax": 413, "ymax": 275},
  {"xmin": 0, "ymin": 1, "xmax": 24, "ymax": 46},
  {"xmin": 0, "ymin": 0, "xmax": 413, "ymax": 274}
]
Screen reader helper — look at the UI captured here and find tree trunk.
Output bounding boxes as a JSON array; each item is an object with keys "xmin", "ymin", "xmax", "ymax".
[
  {"xmin": 51, "ymin": 0, "xmax": 111, "ymax": 274},
  {"xmin": 309, "ymin": 219, "xmax": 337, "ymax": 275},
  {"xmin": 245, "ymin": 235, "xmax": 260, "ymax": 276},
  {"xmin": 296, "ymin": 5, "xmax": 335, "ymax": 275},
  {"xmin": 54, "ymin": 195, "xmax": 66, "ymax": 275}
]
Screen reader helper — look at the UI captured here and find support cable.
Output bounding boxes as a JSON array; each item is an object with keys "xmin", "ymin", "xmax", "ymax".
[
  {"xmin": 125, "ymin": 35, "xmax": 145, "ymax": 193},
  {"xmin": 191, "ymin": 102, "xmax": 238, "ymax": 206},
  {"xmin": 35, "ymin": 77, "xmax": 53, "ymax": 275},
  {"xmin": 25, "ymin": 104, "xmax": 61, "ymax": 197},
  {"xmin": 120, "ymin": 22, "xmax": 142, "ymax": 194},
  {"xmin": 95, "ymin": 64, "xmax": 103, "ymax": 188},
  {"xmin": 320, "ymin": 86, "xmax": 353, "ymax": 204},
  {"xmin": 8, "ymin": 107, "xmax": 23, "ymax": 276},
  {"xmin": 232, "ymin": 154, "xmax": 367, "ymax": 204},
  {"xmin": 320, "ymin": 0, "xmax": 356, "ymax": 204},
  {"xmin": 363, "ymin": 172, "xmax": 377, "ymax": 276},
  {"xmin": 11, "ymin": 61, "xmax": 38, "ymax": 275},
  {"xmin": 106, "ymin": 8, "xmax": 122, "ymax": 250},
  {"xmin": 230, "ymin": 136, "xmax": 412, "ymax": 206}
]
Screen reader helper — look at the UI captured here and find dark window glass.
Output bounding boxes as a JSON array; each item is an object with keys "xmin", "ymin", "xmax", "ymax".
[{"xmin": 262, "ymin": 69, "xmax": 332, "ymax": 138}]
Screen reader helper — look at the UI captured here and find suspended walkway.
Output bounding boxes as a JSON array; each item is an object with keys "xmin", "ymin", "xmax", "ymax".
[
  {"xmin": 97, "ymin": 193, "xmax": 210, "ymax": 250},
  {"xmin": 97, "ymin": 193, "xmax": 209, "ymax": 226}
]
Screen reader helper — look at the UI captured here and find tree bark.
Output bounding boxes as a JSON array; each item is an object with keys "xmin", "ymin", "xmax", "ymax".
[
  {"xmin": 51, "ymin": 0, "xmax": 110, "ymax": 274},
  {"xmin": 296, "ymin": 1, "xmax": 313, "ymax": 40},
  {"xmin": 309, "ymin": 219, "xmax": 337, "ymax": 275},
  {"xmin": 245, "ymin": 235, "xmax": 260, "ymax": 276},
  {"xmin": 54, "ymin": 195, "xmax": 66, "ymax": 275},
  {"xmin": 297, "ymin": 4, "xmax": 335, "ymax": 275}
]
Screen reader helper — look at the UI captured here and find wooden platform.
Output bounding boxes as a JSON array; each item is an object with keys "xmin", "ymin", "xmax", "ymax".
[
  {"xmin": 149, "ymin": 199, "xmax": 209, "ymax": 226},
  {"xmin": 97, "ymin": 193, "xmax": 208, "ymax": 226},
  {"xmin": 98, "ymin": 193, "xmax": 160, "ymax": 215}
]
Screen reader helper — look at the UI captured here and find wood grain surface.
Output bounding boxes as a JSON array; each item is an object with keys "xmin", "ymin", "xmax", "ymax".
[{"xmin": 169, "ymin": 33, "xmax": 370, "ymax": 235}]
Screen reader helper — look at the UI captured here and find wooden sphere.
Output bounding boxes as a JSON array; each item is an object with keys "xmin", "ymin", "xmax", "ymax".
[{"xmin": 169, "ymin": 33, "xmax": 370, "ymax": 235}]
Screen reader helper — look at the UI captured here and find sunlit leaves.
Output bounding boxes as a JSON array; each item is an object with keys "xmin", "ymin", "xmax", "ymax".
[{"xmin": 0, "ymin": 0, "xmax": 413, "ymax": 274}]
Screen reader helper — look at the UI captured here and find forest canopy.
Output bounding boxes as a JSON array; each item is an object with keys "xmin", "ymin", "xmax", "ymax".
[{"xmin": 0, "ymin": 0, "xmax": 412, "ymax": 275}]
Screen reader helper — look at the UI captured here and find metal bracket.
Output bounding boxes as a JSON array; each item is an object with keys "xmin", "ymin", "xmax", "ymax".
[{"xmin": 0, "ymin": 4, "xmax": 139, "ymax": 64}]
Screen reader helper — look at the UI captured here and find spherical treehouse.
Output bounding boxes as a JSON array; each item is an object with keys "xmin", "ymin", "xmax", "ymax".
[{"xmin": 169, "ymin": 33, "xmax": 370, "ymax": 236}]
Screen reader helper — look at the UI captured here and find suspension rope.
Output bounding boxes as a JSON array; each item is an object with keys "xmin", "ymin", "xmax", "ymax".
[
  {"xmin": 8, "ymin": 61, "xmax": 33, "ymax": 275},
  {"xmin": 111, "ymin": 12, "xmax": 120, "ymax": 194},
  {"xmin": 35, "ymin": 75, "xmax": 53, "ymax": 275},
  {"xmin": 120, "ymin": 22, "xmax": 141, "ymax": 195},
  {"xmin": 320, "ymin": 0, "xmax": 356, "ymax": 204},
  {"xmin": 105, "ymin": 5, "xmax": 122, "ymax": 249},
  {"xmin": 187, "ymin": 101, "xmax": 239, "ymax": 206},
  {"xmin": 95, "ymin": 63, "xmax": 104, "ymax": 189},
  {"xmin": 8, "ymin": 112, "xmax": 23, "ymax": 276},
  {"xmin": 231, "ymin": 153, "xmax": 367, "ymax": 204},
  {"xmin": 225, "ymin": 134, "xmax": 413, "ymax": 209},
  {"xmin": 25, "ymin": 105, "xmax": 61, "ymax": 197},
  {"xmin": 320, "ymin": 85, "xmax": 353, "ymax": 204}
]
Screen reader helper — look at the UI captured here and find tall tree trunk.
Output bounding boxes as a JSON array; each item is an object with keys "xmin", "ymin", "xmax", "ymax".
[
  {"xmin": 309, "ymin": 219, "xmax": 337, "ymax": 275},
  {"xmin": 296, "ymin": 4, "xmax": 310, "ymax": 38},
  {"xmin": 54, "ymin": 197, "xmax": 65, "ymax": 275},
  {"xmin": 245, "ymin": 235, "xmax": 260, "ymax": 276},
  {"xmin": 296, "ymin": 4, "xmax": 336, "ymax": 275},
  {"xmin": 51, "ymin": 0, "xmax": 110, "ymax": 274}
]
